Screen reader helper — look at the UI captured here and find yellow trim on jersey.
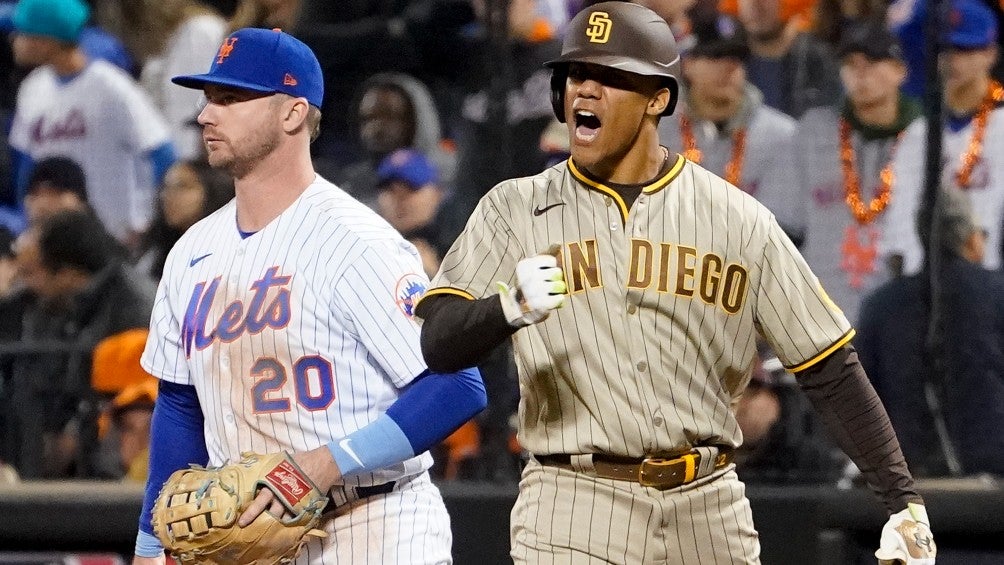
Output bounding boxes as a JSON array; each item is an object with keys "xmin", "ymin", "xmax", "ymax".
[
  {"xmin": 568, "ymin": 159, "xmax": 630, "ymax": 218},
  {"xmin": 787, "ymin": 329, "xmax": 856, "ymax": 373},
  {"xmin": 567, "ymin": 153, "xmax": 686, "ymax": 222},
  {"xmin": 643, "ymin": 154, "xmax": 686, "ymax": 194},
  {"xmin": 414, "ymin": 287, "xmax": 476, "ymax": 312}
]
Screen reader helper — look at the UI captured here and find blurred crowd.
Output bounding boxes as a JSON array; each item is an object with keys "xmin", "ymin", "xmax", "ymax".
[{"xmin": 0, "ymin": 0, "xmax": 1002, "ymax": 491}]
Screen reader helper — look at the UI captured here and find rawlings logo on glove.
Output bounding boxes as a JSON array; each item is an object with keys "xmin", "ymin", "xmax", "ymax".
[
  {"xmin": 153, "ymin": 452, "xmax": 329, "ymax": 564},
  {"xmin": 875, "ymin": 502, "xmax": 936, "ymax": 565}
]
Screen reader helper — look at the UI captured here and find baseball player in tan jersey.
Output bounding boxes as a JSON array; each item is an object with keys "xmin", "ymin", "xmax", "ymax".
[{"xmin": 416, "ymin": 3, "xmax": 936, "ymax": 564}]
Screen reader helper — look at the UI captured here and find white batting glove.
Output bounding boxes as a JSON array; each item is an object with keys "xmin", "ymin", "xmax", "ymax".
[
  {"xmin": 875, "ymin": 503, "xmax": 936, "ymax": 564},
  {"xmin": 498, "ymin": 246, "xmax": 567, "ymax": 327}
]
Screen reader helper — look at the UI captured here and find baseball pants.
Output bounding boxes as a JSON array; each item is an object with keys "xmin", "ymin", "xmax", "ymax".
[{"xmin": 511, "ymin": 459, "xmax": 760, "ymax": 564}]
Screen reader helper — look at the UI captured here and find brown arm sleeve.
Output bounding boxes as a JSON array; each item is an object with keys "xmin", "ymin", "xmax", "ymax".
[
  {"xmin": 795, "ymin": 343, "xmax": 924, "ymax": 513},
  {"xmin": 416, "ymin": 293, "xmax": 518, "ymax": 373}
]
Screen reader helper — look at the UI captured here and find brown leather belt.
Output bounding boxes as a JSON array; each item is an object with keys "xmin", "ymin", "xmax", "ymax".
[{"xmin": 536, "ymin": 448, "xmax": 734, "ymax": 490}]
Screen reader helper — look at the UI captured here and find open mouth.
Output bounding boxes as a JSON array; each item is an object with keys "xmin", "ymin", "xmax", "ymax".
[{"xmin": 574, "ymin": 111, "xmax": 601, "ymax": 142}]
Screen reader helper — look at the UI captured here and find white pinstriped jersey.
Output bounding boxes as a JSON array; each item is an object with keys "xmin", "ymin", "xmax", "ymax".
[
  {"xmin": 424, "ymin": 155, "xmax": 852, "ymax": 457},
  {"xmin": 141, "ymin": 175, "xmax": 433, "ymax": 485}
]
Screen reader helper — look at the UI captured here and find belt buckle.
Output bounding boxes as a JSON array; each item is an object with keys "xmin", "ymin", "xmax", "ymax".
[{"xmin": 638, "ymin": 453, "xmax": 697, "ymax": 489}]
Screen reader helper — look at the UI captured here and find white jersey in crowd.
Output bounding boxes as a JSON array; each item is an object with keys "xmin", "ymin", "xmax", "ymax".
[
  {"xmin": 657, "ymin": 85, "xmax": 800, "ymax": 232},
  {"xmin": 141, "ymin": 176, "xmax": 451, "ymax": 563},
  {"xmin": 785, "ymin": 107, "xmax": 925, "ymax": 324},
  {"xmin": 9, "ymin": 59, "xmax": 171, "ymax": 240},
  {"xmin": 884, "ymin": 110, "xmax": 1004, "ymax": 272},
  {"xmin": 140, "ymin": 13, "xmax": 227, "ymax": 160}
]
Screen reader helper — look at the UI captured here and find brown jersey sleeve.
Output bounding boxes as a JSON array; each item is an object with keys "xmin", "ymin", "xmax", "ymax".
[
  {"xmin": 416, "ymin": 293, "xmax": 517, "ymax": 372},
  {"xmin": 796, "ymin": 343, "xmax": 923, "ymax": 514}
]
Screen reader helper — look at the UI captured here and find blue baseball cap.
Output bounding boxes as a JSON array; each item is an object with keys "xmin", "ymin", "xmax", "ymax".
[
  {"xmin": 173, "ymin": 27, "xmax": 323, "ymax": 108},
  {"xmin": 377, "ymin": 149, "xmax": 439, "ymax": 189},
  {"xmin": 12, "ymin": 0, "xmax": 89, "ymax": 43},
  {"xmin": 948, "ymin": 0, "xmax": 998, "ymax": 49}
]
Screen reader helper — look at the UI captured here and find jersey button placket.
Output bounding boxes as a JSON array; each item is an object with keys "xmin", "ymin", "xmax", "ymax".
[{"xmin": 231, "ymin": 243, "xmax": 246, "ymax": 285}]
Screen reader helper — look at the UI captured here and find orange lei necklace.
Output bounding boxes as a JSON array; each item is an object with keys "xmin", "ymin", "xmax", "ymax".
[
  {"xmin": 839, "ymin": 118, "xmax": 903, "ymax": 225},
  {"xmin": 680, "ymin": 115, "xmax": 747, "ymax": 186},
  {"xmin": 955, "ymin": 80, "xmax": 1004, "ymax": 189}
]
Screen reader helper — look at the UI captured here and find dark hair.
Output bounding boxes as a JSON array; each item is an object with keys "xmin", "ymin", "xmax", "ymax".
[
  {"xmin": 141, "ymin": 159, "xmax": 234, "ymax": 279},
  {"xmin": 27, "ymin": 156, "xmax": 88, "ymax": 202},
  {"xmin": 37, "ymin": 209, "xmax": 117, "ymax": 274}
]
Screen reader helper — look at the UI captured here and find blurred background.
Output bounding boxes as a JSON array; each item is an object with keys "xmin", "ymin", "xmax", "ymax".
[{"xmin": 0, "ymin": 0, "xmax": 1002, "ymax": 562}]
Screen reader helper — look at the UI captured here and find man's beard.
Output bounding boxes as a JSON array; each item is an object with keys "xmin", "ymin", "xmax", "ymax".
[{"xmin": 210, "ymin": 133, "xmax": 280, "ymax": 179}]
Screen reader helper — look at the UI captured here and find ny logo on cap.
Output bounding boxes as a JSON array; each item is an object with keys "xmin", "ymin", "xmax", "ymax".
[
  {"xmin": 217, "ymin": 37, "xmax": 238, "ymax": 64},
  {"xmin": 586, "ymin": 12, "xmax": 612, "ymax": 43}
]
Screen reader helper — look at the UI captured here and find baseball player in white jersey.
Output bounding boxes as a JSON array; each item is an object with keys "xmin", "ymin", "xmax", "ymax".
[
  {"xmin": 132, "ymin": 28, "xmax": 485, "ymax": 564},
  {"xmin": 416, "ymin": 4, "xmax": 935, "ymax": 564},
  {"xmin": 8, "ymin": 0, "xmax": 174, "ymax": 243}
]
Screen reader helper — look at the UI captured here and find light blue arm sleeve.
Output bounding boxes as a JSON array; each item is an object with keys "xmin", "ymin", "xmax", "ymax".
[{"xmin": 327, "ymin": 367, "xmax": 486, "ymax": 477}]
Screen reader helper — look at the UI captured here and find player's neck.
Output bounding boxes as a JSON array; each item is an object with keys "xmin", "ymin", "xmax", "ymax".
[
  {"xmin": 234, "ymin": 145, "xmax": 316, "ymax": 232},
  {"xmin": 591, "ymin": 137, "xmax": 666, "ymax": 185}
]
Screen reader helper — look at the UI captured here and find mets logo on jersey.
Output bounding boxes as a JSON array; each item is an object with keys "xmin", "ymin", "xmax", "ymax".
[{"xmin": 395, "ymin": 274, "xmax": 428, "ymax": 319}]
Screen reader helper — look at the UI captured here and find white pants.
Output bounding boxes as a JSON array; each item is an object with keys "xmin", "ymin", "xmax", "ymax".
[{"xmin": 298, "ymin": 472, "xmax": 453, "ymax": 564}]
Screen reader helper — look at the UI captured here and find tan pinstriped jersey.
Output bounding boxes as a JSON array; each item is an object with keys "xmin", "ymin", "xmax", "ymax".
[{"xmin": 422, "ymin": 154, "xmax": 852, "ymax": 457}]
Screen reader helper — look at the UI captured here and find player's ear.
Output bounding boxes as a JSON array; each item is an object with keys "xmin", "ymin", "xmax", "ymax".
[
  {"xmin": 279, "ymin": 96, "xmax": 310, "ymax": 134},
  {"xmin": 647, "ymin": 87, "xmax": 671, "ymax": 117}
]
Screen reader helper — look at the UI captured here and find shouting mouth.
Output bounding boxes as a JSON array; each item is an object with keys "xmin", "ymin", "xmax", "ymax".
[{"xmin": 574, "ymin": 110, "xmax": 601, "ymax": 143}]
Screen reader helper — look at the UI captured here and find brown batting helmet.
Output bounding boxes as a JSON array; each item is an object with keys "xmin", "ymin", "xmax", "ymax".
[{"xmin": 546, "ymin": 1, "xmax": 682, "ymax": 122}]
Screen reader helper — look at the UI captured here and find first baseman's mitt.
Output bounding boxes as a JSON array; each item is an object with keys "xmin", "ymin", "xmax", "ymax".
[{"xmin": 152, "ymin": 451, "xmax": 329, "ymax": 564}]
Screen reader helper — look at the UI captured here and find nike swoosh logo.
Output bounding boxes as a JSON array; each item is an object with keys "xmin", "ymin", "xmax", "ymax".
[
  {"xmin": 339, "ymin": 438, "xmax": 365, "ymax": 467},
  {"xmin": 189, "ymin": 253, "xmax": 212, "ymax": 267},
  {"xmin": 533, "ymin": 202, "xmax": 565, "ymax": 216}
]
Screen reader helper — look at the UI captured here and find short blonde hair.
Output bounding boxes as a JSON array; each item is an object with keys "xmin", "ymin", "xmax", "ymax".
[
  {"xmin": 273, "ymin": 94, "xmax": 322, "ymax": 142},
  {"xmin": 307, "ymin": 105, "xmax": 322, "ymax": 143}
]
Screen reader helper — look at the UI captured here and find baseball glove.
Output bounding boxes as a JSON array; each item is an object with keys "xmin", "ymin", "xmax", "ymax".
[{"xmin": 152, "ymin": 451, "xmax": 329, "ymax": 564}]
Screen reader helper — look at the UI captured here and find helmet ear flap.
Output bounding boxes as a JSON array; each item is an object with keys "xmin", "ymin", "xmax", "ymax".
[{"xmin": 550, "ymin": 69, "xmax": 568, "ymax": 123}]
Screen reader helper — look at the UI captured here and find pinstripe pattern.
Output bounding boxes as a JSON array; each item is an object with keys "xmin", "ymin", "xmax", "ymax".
[
  {"xmin": 425, "ymin": 155, "xmax": 850, "ymax": 563},
  {"xmin": 301, "ymin": 474, "xmax": 452, "ymax": 565},
  {"xmin": 141, "ymin": 175, "xmax": 450, "ymax": 563},
  {"xmin": 510, "ymin": 461, "xmax": 759, "ymax": 564},
  {"xmin": 428, "ymin": 156, "xmax": 851, "ymax": 457}
]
